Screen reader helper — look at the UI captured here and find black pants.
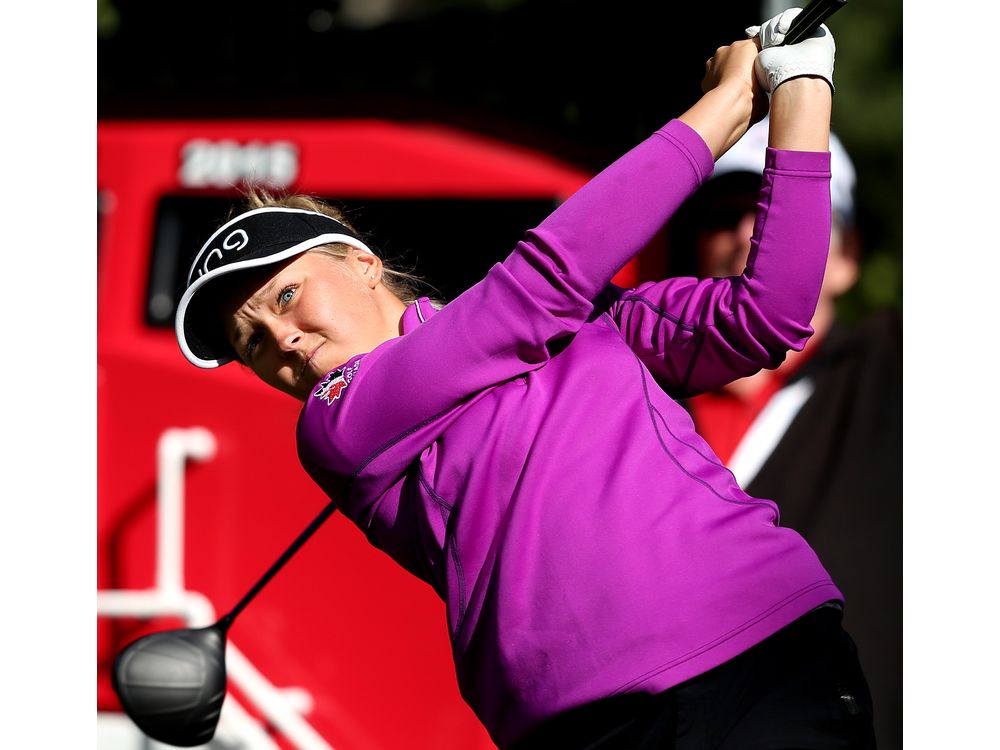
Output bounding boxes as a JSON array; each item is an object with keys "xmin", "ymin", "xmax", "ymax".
[{"xmin": 513, "ymin": 606, "xmax": 876, "ymax": 750}]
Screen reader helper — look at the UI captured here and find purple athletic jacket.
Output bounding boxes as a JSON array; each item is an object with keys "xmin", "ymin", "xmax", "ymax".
[{"xmin": 296, "ymin": 119, "xmax": 841, "ymax": 747}]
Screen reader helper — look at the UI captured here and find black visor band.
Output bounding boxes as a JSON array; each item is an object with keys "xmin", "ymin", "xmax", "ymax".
[{"xmin": 186, "ymin": 208, "xmax": 369, "ymax": 286}]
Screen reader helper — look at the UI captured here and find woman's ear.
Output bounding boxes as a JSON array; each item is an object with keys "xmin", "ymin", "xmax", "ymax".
[{"xmin": 351, "ymin": 249, "xmax": 383, "ymax": 288}]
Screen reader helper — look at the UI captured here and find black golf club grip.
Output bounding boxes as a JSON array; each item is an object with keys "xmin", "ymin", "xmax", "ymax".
[{"xmin": 781, "ymin": 0, "xmax": 847, "ymax": 45}]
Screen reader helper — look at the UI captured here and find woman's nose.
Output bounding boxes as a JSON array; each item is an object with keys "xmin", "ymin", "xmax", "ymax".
[
  {"xmin": 736, "ymin": 212, "xmax": 756, "ymax": 248},
  {"xmin": 269, "ymin": 320, "xmax": 303, "ymax": 353},
  {"xmin": 725, "ymin": 212, "xmax": 757, "ymax": 274},
  {"xmin": 281, "ymin": 331, "xmax": 302, "ymax": 352}
]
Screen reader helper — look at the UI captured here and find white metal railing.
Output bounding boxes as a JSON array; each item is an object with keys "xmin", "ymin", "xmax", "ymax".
[{"xmin": 97, "ymin": 427, "xmax": 333, "ymax": 750}]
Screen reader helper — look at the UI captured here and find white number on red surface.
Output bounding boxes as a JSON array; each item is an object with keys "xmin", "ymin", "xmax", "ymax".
[{"xmin": 179, "ymin": 140, "xmax": 299, "ymax": 188}]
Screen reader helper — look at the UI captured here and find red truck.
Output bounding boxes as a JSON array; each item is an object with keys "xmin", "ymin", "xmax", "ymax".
[{"xmin": 97, "ymin": 118, "xmax": 644, "ymax": 749}]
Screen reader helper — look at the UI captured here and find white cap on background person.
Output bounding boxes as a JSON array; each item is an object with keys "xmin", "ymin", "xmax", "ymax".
[{"xmin": 714, "ymin": 116, "xmax": 856, "ymax": 223}]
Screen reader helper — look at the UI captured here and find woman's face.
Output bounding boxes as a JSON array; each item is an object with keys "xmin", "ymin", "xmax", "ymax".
[{"xmin": 222, "ymin": 249, "xmax": 404, "ymax": 401}]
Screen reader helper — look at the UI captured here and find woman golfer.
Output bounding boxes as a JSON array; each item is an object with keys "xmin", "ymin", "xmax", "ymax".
[{"xmin": 175, "ymin": 13, "xmax": 875, "ymax": 749}]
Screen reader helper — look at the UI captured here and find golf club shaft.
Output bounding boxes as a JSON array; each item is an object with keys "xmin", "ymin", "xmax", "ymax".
[
  {"xmin": 218, "ymin": 498, "xmax": 339, "ymax": 630},
  {"xmin": 781, "ymin": 0, "xmax": 847, "ymax": 45}
]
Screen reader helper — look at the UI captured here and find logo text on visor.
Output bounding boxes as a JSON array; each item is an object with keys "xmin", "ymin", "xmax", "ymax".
[{"xmin": 197, "ymin": 229, "xmax": 250, "ymax": 279}]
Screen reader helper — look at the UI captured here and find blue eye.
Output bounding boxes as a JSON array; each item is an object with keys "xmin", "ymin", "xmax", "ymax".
[{"xmin": 278, "ymin": 286, "xmax": 295, "ymax": 306}]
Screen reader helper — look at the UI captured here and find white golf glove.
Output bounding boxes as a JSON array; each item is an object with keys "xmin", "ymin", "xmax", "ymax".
[{"xmin": 745, "ymin": 7, "xmax": 835, "ymax": 93}]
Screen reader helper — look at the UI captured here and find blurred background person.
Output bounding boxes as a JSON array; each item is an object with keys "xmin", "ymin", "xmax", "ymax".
[{"xmin": 652, "ymin": 117, "xmax": 901, "ymax": 750}]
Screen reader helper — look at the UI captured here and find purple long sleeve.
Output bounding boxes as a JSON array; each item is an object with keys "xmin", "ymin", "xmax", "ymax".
[
  {"xmin": 609, "ymin": 147, "xmax": 832, "ymax": 395},
  {"xmin": 297, "ymin": 118, "xmax": 839, "ymax": 747}
]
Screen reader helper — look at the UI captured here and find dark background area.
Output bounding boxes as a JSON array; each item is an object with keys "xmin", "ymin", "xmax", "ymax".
[{"xmin": 98, "ymin": 0, "xmax": 902, "ymax": 318}]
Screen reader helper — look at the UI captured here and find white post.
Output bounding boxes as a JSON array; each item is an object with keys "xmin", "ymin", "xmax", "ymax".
[{"xmin": 156, "ymin": 427, "xmax": 216, "ymax": 598}]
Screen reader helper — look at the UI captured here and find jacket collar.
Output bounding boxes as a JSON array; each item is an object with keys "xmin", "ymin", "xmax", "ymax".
[{"xmin": 399, "ymin": 297, "xmax": 439, "ymax": 334}]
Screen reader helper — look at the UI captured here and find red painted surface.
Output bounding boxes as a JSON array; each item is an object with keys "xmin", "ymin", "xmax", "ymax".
[{"xmin": 97, "ymin": 119, "xmax": 633, "ymax": 749}]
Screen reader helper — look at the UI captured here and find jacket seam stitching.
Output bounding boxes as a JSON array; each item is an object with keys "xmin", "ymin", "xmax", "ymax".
[
  {"xmin": 680, "ymin": 332, "xmax": 707, "ymax": 393},
  {"xmin": 353, "ymin": 404, "xmax": 456, "ymax": 478},
  {"xmin": 418, "ymin": 467, "xmax": 467, "ymax": 629},
  {"xmin": 637, "ymin": 356, "xmax": 777, "ymax": 517},
  {"xmin": 618, "ymin": 293, "xmax": 698, "ymax": 332}
]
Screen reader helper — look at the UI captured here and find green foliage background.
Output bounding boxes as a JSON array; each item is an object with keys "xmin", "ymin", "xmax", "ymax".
[{"xmin": 826, "ymin": 0, "xmax": 903, "ymax": 318}]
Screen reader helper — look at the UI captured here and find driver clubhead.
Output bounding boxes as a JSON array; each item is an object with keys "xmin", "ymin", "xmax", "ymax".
[{"xmin": 112, "ymin": 623, "xmax": 228, "ymax": 747}]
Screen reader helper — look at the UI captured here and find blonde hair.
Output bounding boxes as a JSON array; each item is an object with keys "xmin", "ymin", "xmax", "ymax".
[{"xmin": 242, "ymin": 187, "xmax": 443, "ymax": 307}]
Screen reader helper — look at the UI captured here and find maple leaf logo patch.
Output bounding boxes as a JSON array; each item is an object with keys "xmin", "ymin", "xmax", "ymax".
[{"xmin": 313, "ymin": 361, "xmax": 360, "ymax": 405}]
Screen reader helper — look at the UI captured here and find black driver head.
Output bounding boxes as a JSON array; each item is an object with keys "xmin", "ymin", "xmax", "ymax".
[{"xmin": 112, "ymin": 623, "xmax": 228, "ymax": 747}]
